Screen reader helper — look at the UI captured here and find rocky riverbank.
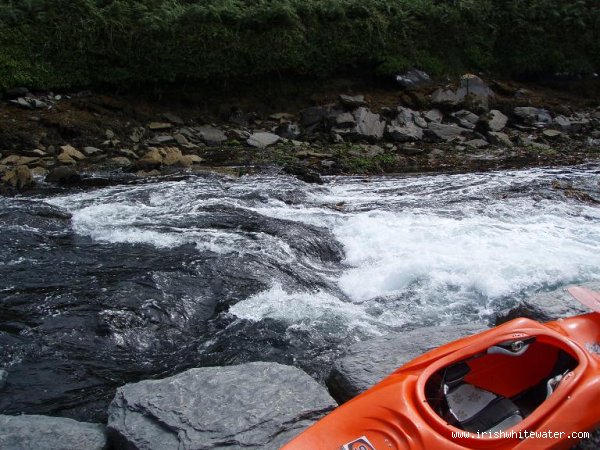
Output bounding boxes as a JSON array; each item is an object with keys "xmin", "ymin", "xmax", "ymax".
[
  {"xmin": 2, "ymin": 284, "xmax": 599, "ymax": 449},
  {"xmin": 1, "ymin": 73, "xmax": 599, "ymax": 193}
]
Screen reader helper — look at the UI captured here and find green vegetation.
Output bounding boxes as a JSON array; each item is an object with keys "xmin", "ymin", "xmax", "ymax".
[{"xmin": 0, "ymin": 0, "xmax": 599, "ymax": 91}]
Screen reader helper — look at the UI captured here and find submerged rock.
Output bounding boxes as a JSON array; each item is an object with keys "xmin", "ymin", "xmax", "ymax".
[
  {"xmin": 0, "ymin": 415, "xmax": 107, "ymax": 450},
  {"xmin": 457, "ymin": 74, "xmax": 494, "ymax": 112},
  {"xmin": 327, "ymin": 324, "xmax": 487, "ymax": 403},
  {"xmin": 45, "ymin": 166, "xmax": 82, "ymax": 185},
  {"xmin": 107, "ymin": 362, "xmax": 335, "ymax": 450}
]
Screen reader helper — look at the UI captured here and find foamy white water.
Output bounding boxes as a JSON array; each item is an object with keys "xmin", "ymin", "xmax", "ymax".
[{"xmin": 45, "ymin": 165, "xmax": 600, "ymax": 335}]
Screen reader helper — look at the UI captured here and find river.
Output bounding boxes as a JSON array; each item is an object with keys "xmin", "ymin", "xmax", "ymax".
[{"xmin": 1, "ymin": 164, "xmax": 599, "ymax": 422}]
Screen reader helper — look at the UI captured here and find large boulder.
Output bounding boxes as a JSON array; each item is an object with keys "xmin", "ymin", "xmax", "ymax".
[
  {"xmin": 456, "ymin": 74, "xmax": 494, "ymax": 112},
  {"xmin": 339, "ymin": 107, "xmax": 385, "ymax": 142},
  {"xmin": 327, "ymin": 324, "xmax": 487, "ymax": 403},
  {"xmin": 478, "ymin": 109, "xmax": 508, "ymax": 132},
  {"xmin": 107, "ymin": 362, "xmax": 336, "ymax": 450},
  {"xmin": 495, "ymin": 282, "xmax": 600, "ymax": 325},
  {"xmin": 0, "ymin": 415, "xmax": 107, "ymax": 450}
]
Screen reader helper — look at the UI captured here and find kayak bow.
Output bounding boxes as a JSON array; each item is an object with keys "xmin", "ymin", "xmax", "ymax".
[{"xmin": 283, "ymin": 288, "xmax": 600, "ymax": 450}]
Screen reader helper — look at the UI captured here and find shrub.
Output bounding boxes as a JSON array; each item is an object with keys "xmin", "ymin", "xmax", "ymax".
[{"xmin": 0, "ymin": 0, "xmax": 598, "ymax": 91}]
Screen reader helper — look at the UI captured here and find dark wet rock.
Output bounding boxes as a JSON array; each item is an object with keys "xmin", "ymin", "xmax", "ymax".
[
  {"xmin": 327, "ymin": 325, "xmax": 487, "ymax": 403},
  {"xmin": 162, "ymin": 112, "xmax": 184, "ymax": 125},
  {"xmin": 0, "ymin": 415, "xmax": 107, "ymax": 450},
  {"xmin": 495, "ymin": 282, "xmax": 600, "ymax": 325},
  {"xmin": 478, "ymin": 109, "xmax": 508, "ymax": 132},
  {"xmin": 247, "ymin": 132, "xmax": 280, "ymax": 148},
  {"xmin": 283, "ymin": 164, "xmax": 324, "ymax": 184},
  {"xmin": 425, "ymin": 122, "xmax": 469, "ymax": 142},
  {"xmin": 107, "ymin": 362, "xmax": 335, "ymax": 450},
  {"xmin": 45, "ymin": 166, "xmax": 82, "ymax": 185},
  {"xmin": 395, "ymin": 69, "xmax": 431, "ymax": 89},
  {"xmin": 339, "ymin": 94, "xmax": 367, "ymax": 108},
  {"xmin": 0, "ymin": 370, "xmax": 7, "ymax": 391},
  {"xmin": 196, "ymin": 126, "xmax": 227, "ymax": 146},
  {"xmin": 514, "ymin": 107, "xmax": 553, "ymax": 126},
  {"xmin": 4, "ymin": 87, "xmax": 30, "ymax": 99},
  {"xmin": 340, "ymin": 107, "xmax": 385, "ymax": 142},
  {"xmin": 431, "ymin": 87, "xmax": 460, "ymax": 108},
  {"xmin": 275, "ymin": 122, "xmax": 301, "ymax": 140},
  {"xmin": 2, "ymin": 165, "xmax": 34, "ymax": 189},
  {"xmin": 575, "ymin": 429, "xmax": 600, "ymax": 449},
  {"xmin": 300, "ymin": 106, "xmax": 329, "ymax": 128},
  {"xmin": 457, "ymin": 74, "xmax": 494, "ymax": 112}
]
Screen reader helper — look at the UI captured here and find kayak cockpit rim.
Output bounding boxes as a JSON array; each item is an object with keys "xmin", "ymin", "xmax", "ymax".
[{"xmin": 415, "ymin": 323, "xmax": 588, "ymax": 442}]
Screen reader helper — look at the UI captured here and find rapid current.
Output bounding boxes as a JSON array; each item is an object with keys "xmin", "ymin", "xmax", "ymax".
[{"xmin": 1, "ymin": 164, "xmax": 599, "ymax": 422}]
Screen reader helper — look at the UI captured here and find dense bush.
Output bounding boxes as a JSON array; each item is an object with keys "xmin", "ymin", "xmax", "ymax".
[{"xmin": 0, "ymin": 0, "xmax": 598, "ymax": 91}]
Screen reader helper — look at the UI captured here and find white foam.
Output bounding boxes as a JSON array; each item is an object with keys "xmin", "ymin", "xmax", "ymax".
[
  {"xmin": 334, "ymin": 198, "xmax": 600, "ymax": 306},
  {"xmin": 40, "ymin": 167, "xmax": 600, "ymax": 333},
  {"xmin": 228, "ymin": 283, "xmax": 393, "ymax": 335}
]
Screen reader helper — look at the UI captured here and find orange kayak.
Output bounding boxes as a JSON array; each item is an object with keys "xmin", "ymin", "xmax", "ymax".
[{"xmin": 283, "ymin": 288, "xmax": 600, "ymax": 450}]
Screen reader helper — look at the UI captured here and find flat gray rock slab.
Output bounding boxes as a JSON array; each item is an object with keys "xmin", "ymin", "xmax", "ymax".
[
  {"xmin": 107, "ymin": 362, "xmax": 336, "ymax": 450},
  {"xmin": 0, "ymin": 414, "xmax": 107, "ymax": 450},
  {"xmin": 495, "ymin": 282, "xmax": 600, "ymax": 325},
  {"xmin": 327, "ymin": 324, "xmax": 486, "ymax": 403},
  {"xmin": 247, "ymin": 132, "xmax": 280, "ymax": 148}
]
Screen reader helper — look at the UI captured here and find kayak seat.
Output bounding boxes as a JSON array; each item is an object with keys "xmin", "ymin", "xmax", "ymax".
[{"xmin": 445, "ymin": 383, "xmax": 523, "ymax": 433}]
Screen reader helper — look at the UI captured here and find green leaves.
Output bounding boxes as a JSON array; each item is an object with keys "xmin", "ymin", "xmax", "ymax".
[{"xmin": 0, "ymin": 0, "xmax": 598, "ymax": 92}]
